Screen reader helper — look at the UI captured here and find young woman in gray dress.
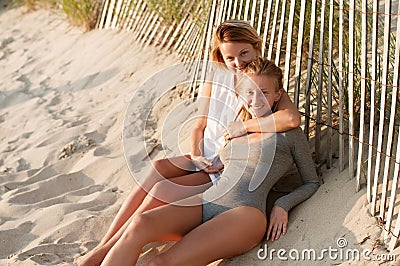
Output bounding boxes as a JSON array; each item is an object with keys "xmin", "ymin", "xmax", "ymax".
[{"xmin": 99, "ymin": 57, "xmax": 321, "ymax": 266}]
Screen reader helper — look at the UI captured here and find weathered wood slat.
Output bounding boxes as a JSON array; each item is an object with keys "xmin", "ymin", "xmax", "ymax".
[
  {"xmin": 200, "ymin": 0, "xmax": 217, "ymax": 82},
  {"xmin": 274, "ymin": 0, "xmax": 286, "ymax": 66},
  {"xmin": 140, "ymin": 13, "xmax": 159, "ymax": 45},
  {"xmin": 97, "ymin": 0, "xmax": 110, "ymax": 29},
  {"xmin": 110, "ymin": 0, "xmax": 124, "ymax": 28},
  {"xmin": 338, "ymin": 0, "xmax": 345, "ymax": 172},
  {"xmin": 293, "ymin": 0, "xmax": 306, "ymax": 108},
  {"xmin": 143, "ymin": 16, "xmax": 161, "ymax": 47},
  {"xmin": 238, "ymin": 0, "xmax": 243, "ymax": 20},
  {"xmin": 243, "ymin": 0, "xmax": 250, "ymax": 21},
  {"xmin": 104, "ymin": 0, "xmax": 116, "ymax": 28},
  {"xmin": 119, "ymin": 0, "xmax": 134, "ymax": 29},
  {"xmin": 348, "ymin": 0, "xmax": 355, "ymax": 181},
  {"xmin": 371, "ymin": 0, "xmax": 392, "ymax": 216},
  {"xmin": 257, "ymin": 0, "xmax": 265, "ymax": 35},
  {"xmin": 232, "ymin": 0, "xmax": 238, "ymax": 20},
  {"xmin": 226, "ymin": 0, "xmax": 233, "ymax": 20},
  {"xmin": 136, "ymin": 10, "xmax": 155, "ymax": 40},
  {"xmin": 165, "ymin": 12, "xmax": 191, "ymax": 50},
  {"xmin": 131, "ymin": 1, "xmax": 147, "ymax": 33},
  {"xmin": 261, "ymin": 0, "xmax": 273, "ymax": 56},
  {"xmin": 125, "ymin": 0, "xmax": 142, "ymax": 30},
  {"xmin": 315, "ymin": 0, "xmax": 326, "ymax": 164},
  {"xmin": 175, "ymin": 19, "xmax": 196, "ymax": 54},
  {"xmin": 384, "ymin": 2, "xmax": 400, "ymax": 243},
  {"xmin": 283, "ymin": 0, "xmax": 295, "ymax": 92},
  {"xmin": 389, "ymin": 197, "xmax": 400, "ymax": 250},
  {"xmin": 304, "ymin": 0, "xmax": 317, "ymax": 139},
  {"xmin": 367, "ymin": 0, "xmax": 379, "ymax": 202},
  {"xmin": 250, "ymin": 0, "xmax": 257, "ymax": 26},
  {"xmin": 98, "ymin": 0, "xmax": 111, "ymax": 29},
  {"xmin": 267, "ymin": 0, "xmax": 280, "ymax": 60},
  {"xmin": 160, "ymin": 22, "xmax": 177, "ymax": 48},
  {"xmin": 326, "ymin": 0, "xmax": 334, "ymax": 169},
  {"xmin": 115, "ymin": 0, "xmax": 130, "ymax": 29},
  {"xmin": 379, "ymin": 0, "xmax": 395, "ymax": 221},
  {"xmin": 355, "ymin": 0, "xmax": 367, "ymax": 190}
]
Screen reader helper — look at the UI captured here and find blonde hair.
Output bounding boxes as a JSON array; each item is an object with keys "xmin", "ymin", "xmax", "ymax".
[
  {"xmin": 211, "ymin": 20, "xmax": 262, "ymax": 63},
  {"xmin": 237, "ymin": 57, "xmax": 283, "ymax": 121},
  {"xmin": 241, "ymin": 57, "xmax": 283, "ymax": 91}
]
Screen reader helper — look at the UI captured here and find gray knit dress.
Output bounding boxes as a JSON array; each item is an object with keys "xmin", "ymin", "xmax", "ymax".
[{"xmin": 202, "ymin": 127, "xmax": 321, "ymax": 223}]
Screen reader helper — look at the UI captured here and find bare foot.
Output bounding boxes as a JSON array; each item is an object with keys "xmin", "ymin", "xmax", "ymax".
[{"xmin": 74, "ymin": 247, "xmax": 107, "ymax": 266}]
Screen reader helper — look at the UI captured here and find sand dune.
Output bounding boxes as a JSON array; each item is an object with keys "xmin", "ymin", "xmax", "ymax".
[{"xmin": 0, "ymin": 4, "xmax": 399, "ymax": 266}]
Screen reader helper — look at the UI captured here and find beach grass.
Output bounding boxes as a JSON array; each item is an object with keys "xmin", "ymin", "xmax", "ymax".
[{"xmin": 12, "ymin": 0, "xmax": 100, "ymax": 30}]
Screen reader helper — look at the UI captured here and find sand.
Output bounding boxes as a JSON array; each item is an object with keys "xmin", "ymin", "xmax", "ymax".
[{"xmin": 0, "ymin": 4, "xmax": 399, "ymax": 266}]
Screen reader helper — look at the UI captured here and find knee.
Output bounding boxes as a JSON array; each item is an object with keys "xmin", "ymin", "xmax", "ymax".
[
  {"xmin": 149, "ymin": 180, "xmax": 170, "ymax": 201},
  {"xmin": 148, "ymin": 254, "xmax": 172, "ymax": 266},
  {"xmin": 152, "ymin": 159, "xmax": 164, "ymax": 173},
  {"xmin": 141, "ymin": 159, "xmax": 166, "ymax": 189},
  {"xmin": 122, "ymin": 213, "xmax": 152, "ymax": 242}
]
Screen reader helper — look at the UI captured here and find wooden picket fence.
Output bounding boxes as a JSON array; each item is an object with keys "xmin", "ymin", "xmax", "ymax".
[{"xmin": 95, "ymin": 0, "xmax": 400, "ymax": 250}]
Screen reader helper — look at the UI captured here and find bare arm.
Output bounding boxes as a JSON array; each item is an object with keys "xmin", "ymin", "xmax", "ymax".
[
  {"xmin": 224, "ymin": 91, "xmax": 301, "ymax": 139},
  {"xmin": 191, "ymin": 79, "xmax": 211, "ymax": 157},
  {"xmin": 190, "ymin": 75, "xmax": 223, "ymax": 173}
]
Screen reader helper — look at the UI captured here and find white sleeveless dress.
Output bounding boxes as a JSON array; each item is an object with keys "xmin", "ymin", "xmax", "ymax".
[{"xmin": 201, "ymin": 69, "xmax": 241, "ymax": 184}]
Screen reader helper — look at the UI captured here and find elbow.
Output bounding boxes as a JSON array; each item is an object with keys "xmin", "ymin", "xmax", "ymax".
[
  {"xmin": 192, "ymin": 126, "xmax": 205, "ymax": 135},
  {"xmin": 312, "ymin": 180, "xmax": 321, "ymax": 192},
  {"xmin": 289, "ymin": 112, "xmax": 301, "ymax": 129}
]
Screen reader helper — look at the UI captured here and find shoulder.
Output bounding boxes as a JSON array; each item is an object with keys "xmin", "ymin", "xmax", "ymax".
[{"xmin": 280, "ymin": 127, "xmax": 306, "ymax": 145}]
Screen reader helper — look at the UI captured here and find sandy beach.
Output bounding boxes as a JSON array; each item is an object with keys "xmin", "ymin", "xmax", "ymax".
[{"xmin": 0, "ymin": 4, "xmax": 399, "ymax": 266}]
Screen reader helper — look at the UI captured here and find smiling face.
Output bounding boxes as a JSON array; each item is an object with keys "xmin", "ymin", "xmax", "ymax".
[
  {"xmin": 211, "ymin": 20, "xmax": 262, "ymax": 69},
  {"xmin": 239, "ymin": 74, "xmax": 283, "ymax": 118},
  {"xmin": 219, "ymin": 42, "xmax": 259, "ymax": 71}
]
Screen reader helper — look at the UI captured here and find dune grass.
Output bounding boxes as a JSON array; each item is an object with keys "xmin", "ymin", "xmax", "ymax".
[
  {"xmin": 60, "ymin": 0, "xmax": 101, "ymax": 31},
  {"xmin": 12, "ymin": 0, "xmax": 100, "ymax": 30}
]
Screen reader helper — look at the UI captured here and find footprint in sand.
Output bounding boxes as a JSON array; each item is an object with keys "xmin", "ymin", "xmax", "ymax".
[
  {"xmin": 93, "ymin": 147, "xmax": 110, "ymax": 156},
  {"xmin": 7, "ymin": 172, "xmax": 94, "ymax": 205},
  {"xmin": 0, "ymin": 221, "xmax": 35, "ymax": 258},
  {"xmin": 1, "ymin": 166, "xmax": 119, "ymax": 264},
  {"xmin": 58, "ymin": 135, "xmax": 95, "ymax": 160},
  {"xmin": 14, "ymin": 242, "xmax": 81, "ymax": 265},
  {"xmin": 0, "ymin": 113, "xmax": 5, "ymax": 124},
  {"xmin": 15, "ymin": 158, "xmax": 30, "ymax": 172},
  {"xmin": 0, "ymin": 37, "xmax": 14, "ymax": 49}
]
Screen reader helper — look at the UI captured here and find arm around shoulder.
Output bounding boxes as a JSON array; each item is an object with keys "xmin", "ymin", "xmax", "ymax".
[{"xmin": 274, "ymin": 91, "xmax": 301, "ymax": 129}]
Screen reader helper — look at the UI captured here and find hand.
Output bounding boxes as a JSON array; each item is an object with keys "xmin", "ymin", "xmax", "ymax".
[
  {"xmin": 223, "ymin": 121, "xmax": 247, "ymax": 141},
  {"xmin": 191, "ymin": 155, "xmax": 224, "ymax": 174},
  {"xmin": 203, "ymin": 164, "xmax": 224, "ymax": 174},
  {"xmin": 266, "ymin": 205, "xmax": 288, "ymax": 242},
  {"xmin": 191, "ymin": 155, "xmax": 213, "ymax": 170}
]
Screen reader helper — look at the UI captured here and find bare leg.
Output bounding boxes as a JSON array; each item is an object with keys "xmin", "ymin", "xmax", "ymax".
[
  {"xmin": 99, "ymin": 156, "xmax": 196, "ymax": 246},
  {"xmin": 76, "ymin": 171, "xmax": 211, "ymax": 266},
  {"xmin": 100, "ymin": 196, "xmax": 203, "ymax": 266},
  {"xmin": 149, "ymin": 206, "xmax": 267, "ymax": 266}
]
